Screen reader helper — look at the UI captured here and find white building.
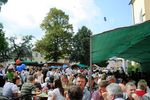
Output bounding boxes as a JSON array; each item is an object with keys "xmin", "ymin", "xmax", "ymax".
[
  {"xmin": 32, "ymin": 51, "xmax": 46, "ymax": 63},
  {"xmin": 130, "ymin": 0, "xmax": 150, "ymax": 24}
]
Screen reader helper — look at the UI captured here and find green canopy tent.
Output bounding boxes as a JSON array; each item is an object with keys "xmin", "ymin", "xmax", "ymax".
[
  {"xmin": 20, "ymin": 61, "xmax": 38, "ymax": 66},
  {"xmin": 76, "ymin": 64, "xmax": 89, "ymax": 69},
  {"xmin": 92, "ymin": 20, "xmax": 150, "ymax": 72},
  {"xmin": 71, "ymin": 63, "xmax": 89, "ymax": 69}
]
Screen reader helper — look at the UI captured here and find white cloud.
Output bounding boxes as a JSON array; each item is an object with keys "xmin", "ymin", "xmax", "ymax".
[
  {"xmin": 48, "ymin": 0, "xmax": 102, "ymax": 32},
  {"xmin": 0, "ymin": 0, "xmax": 102, "ymax": 38}
]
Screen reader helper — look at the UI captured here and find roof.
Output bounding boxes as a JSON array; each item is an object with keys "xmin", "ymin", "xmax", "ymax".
[
  {"xmin": 129, "ymin": 0, "xmax": 135, "ymax": 5},
  {"xmin": 21, "ymin": 61, "xmax": 38, "ymax": 66},
  {"xmin": 92, "ymin": 20, "xmax": 150, "ymax": 64}
]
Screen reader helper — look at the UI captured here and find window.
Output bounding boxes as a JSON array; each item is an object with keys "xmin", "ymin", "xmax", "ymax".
[
  {"xmin": 35, "ymin": 53, "xmax": 38, "ymax": 57},
  {"xmin": 139, "ymin": 9, "xmax": 143, "ymax": 23}
]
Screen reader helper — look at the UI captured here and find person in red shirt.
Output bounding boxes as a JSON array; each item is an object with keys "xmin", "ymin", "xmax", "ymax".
[{"xmin": 135, "ymin": 79, "xmax": 147, "ymax": 97}]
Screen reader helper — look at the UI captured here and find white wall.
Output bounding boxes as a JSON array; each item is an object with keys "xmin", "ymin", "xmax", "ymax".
[{"xmin": 132, "ymin": 0, "xmax": 145, "ymax": 24}]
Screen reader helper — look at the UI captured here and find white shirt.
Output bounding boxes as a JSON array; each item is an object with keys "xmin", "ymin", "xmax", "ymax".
[
  {"xmin": 48, "ymin": 88, "xmax": 65, "ymax": 100},
  {"xmin": 3, "ymin": 82, "xmax": 19, "ymax": 97}
]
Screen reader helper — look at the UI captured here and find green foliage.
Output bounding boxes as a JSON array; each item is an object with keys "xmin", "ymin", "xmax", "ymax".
[
  {"xmin": 0, "ymin": 23, "xmax": 3, "ymax": 28},
  {"xmin": 8, "ymin": 35, "xmax": 34, "ymax": 61},
  {"xmin": 0, "ymin": 0, "xmax": 9, "ymax": 62},
  {"xmin": 70, "ymin": 26, "xmax": 92, "ymax": 65},
  {"xmin": 127, "ymin": 62, "xmax": 141, "ymax": 73},
  {"xmin": 0, "ymin": 23, "xmax": 9, "ymax": 62},
  {"xmin": 35, "ymin": 8, "xmax": 73, "ymax": 61},
  {"xmin": 0, "ymin": 0, "xmax": 8, "ymax": 4}
]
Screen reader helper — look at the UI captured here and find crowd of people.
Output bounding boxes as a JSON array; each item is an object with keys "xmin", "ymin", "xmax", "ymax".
[{"xmin": 0, "ymin": 63, "xmax": 150, "ymax": 100}]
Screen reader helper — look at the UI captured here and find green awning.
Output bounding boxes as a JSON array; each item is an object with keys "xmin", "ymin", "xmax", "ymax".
[
  {"xmin": 76, "ymin": 64, "xmax": 89, "ymax": 68},
  {"xmin": 21, "ymin": 61, "xmax": 38, "ymax": 66},
  {"xmin": 71, "ymin": 63, "xmax": 89, "ymax": 69},
  {"xmin": 92, "ymin": 20, "xmax": 150, "ymax": 64}
]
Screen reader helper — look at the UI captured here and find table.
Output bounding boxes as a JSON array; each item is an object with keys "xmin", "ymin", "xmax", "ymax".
[{"xmin": 36, "ymin": 92, "xmax": 48, "ymax": 100}]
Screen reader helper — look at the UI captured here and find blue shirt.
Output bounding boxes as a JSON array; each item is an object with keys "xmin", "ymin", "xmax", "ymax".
[{"xmin": 83, "ymin": 87, "xmax": 91, "ymax": 100}]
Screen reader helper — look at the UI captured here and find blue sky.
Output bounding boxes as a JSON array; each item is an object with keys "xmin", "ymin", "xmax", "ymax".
[{"xmin": 0, "ymin": 0, "xmax": 132, "ymax": 43}]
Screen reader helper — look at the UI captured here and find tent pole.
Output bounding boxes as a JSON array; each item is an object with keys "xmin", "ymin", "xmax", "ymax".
[
  {"xmin": 90, "ymin": 35, "xmax": 92, "ymax": 73},
  {"xmin": 90, "ymin": 35, "xmax": 93, "ymax": 95},
  {"xmin": 90, "ymin": 35, "xmax": 92, "ymax": 75}
]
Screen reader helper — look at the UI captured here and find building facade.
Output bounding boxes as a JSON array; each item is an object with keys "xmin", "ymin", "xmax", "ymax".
[
  {"xmin": 32, "ymin": 51, "xmax": 46, "ymax": 63},
  {"xmin": 130, "ymin": 0, "xmax": 150, "ymax": 24},
  {"xmin": 130, "ymin": 0, "xmax": 150, "ymax": 72}
]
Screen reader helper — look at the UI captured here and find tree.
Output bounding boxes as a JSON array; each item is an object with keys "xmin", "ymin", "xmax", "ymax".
[
  {"xmin": 0, "ymin": 0, "xmax": 8, "ymax": 11},
  {"xmin": 0, "ymin": 0, "xmax": 9, "ymax": 62},
  {"xmin": 0, "ymin": 23, "xmax": 9, "ymax": 62},
  {"xmin": 8, "ymin": 35, "xmax": 34, "ymax": 61},
  {"xmin": 0, "ymin": 0, "xmax": 8, "ymax": 4},
  {"xmin": 35, "ymin": 8, "xmax": 73, "ymax": 62},
  {"xmin": 70, "ymin": 26, "xmax": 92, "ymax": 65}
]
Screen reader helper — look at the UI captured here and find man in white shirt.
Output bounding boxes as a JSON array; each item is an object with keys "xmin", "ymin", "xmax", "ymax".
[{"xmin": 3, "ymin": 76, "xmax": 20, "ymax": 97}]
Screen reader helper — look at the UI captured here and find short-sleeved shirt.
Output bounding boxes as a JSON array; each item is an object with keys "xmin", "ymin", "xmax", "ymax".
[
  {"xmin": 83, "ymin": 88, "xmax": 91, "ymax": 100},
  {"xmin": 48, "ymin": 88, "xmax": 65, "ymax": 100},
  {"xmin": 21, "ymin": 82, "xmax": 36, "ymax": 100},
  {"xmin": 7, "ymin": 72, "xmax": 14, "ymax": 81},
  {"xmin": 21, "ymin": 82, "xmax": 36, "ymax": 94},
  {"xmin": 142, "ymin": 92, "xmax": 150, "ymax": 100},
  {"xmin": 3, "ymin": 82, "xmax": 19, "ymax": 97},
  {"xmin": 91, "ymin": 90, "xmax": 104, "ymax": 100}
]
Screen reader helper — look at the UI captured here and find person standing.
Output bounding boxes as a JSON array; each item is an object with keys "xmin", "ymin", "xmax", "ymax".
[
  {"xmin": 106, "ymin": 83, "xmax": 125, "ymax": 100},
  {"xmin": 76, "ymin": 74, "xmax": 91, "ymax": 100},
  {"xmin": 0, "ymin": 64, "xmax": 5, "ymax": 95},
  {"xmin": 91, "ymin": 80, "xmax": 109, "ymax": 100},
  {"xmin": 124, "ymin": 82, "xmax": 139, "ymax": 100},
  {"xmin": 42, "ymin": 64, "xmax": 49, "ymax": 82},
  {"xmin": 66, "ymin": 86, "xmax": 83, "ymax": 100},
  {"xmin": 48, "ymin": 78, "xmax": 65, "ymax": 100}
]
